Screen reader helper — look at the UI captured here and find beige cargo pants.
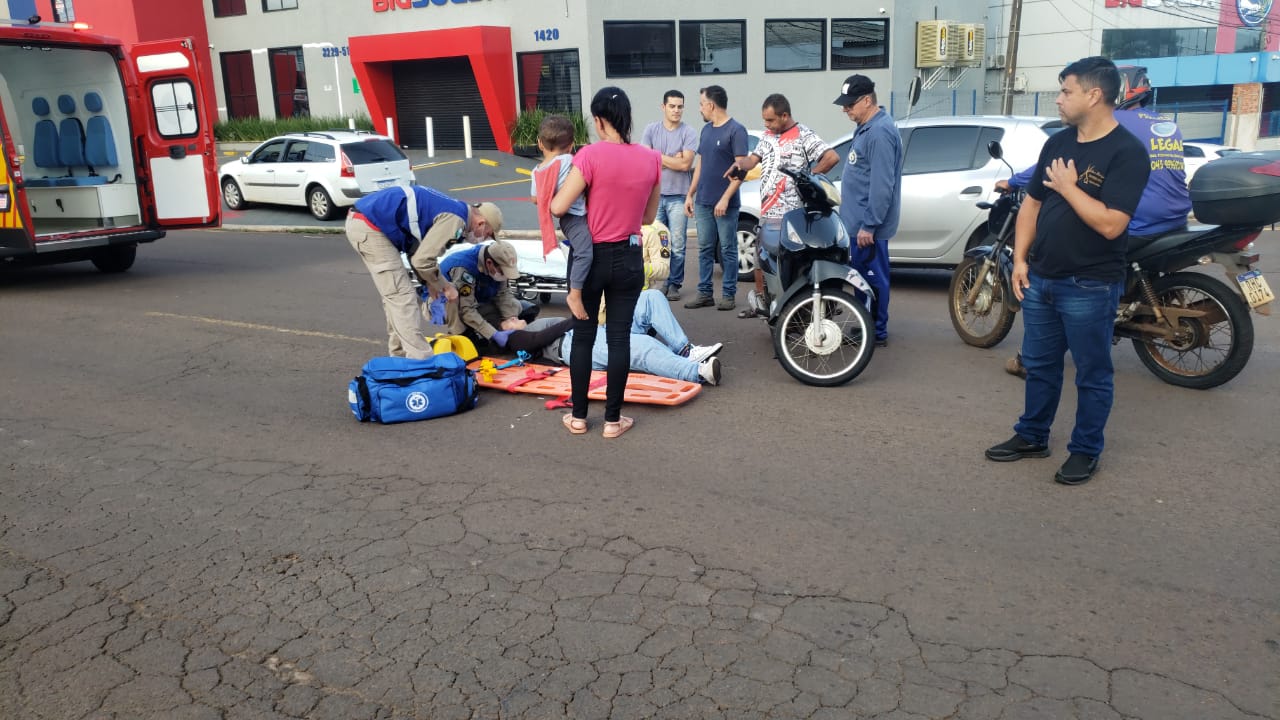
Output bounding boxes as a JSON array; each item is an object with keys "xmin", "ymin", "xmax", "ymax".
[{"xmin": 345, "ymin": 214, "xmax": 435, "ymax": 359}]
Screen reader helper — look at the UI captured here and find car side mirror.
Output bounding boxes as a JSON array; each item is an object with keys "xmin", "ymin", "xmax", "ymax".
[
  {"xmin": 240, "ymin": 156, "xmax": 249, "ymax": 164},
  {"xmin": 987, "ymin": 140, "xmax": 1004, "ymax": 160}
]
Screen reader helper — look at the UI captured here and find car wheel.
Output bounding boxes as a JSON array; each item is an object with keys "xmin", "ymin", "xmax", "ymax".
[
  {"xmin": 91, "ymin": 243, "xmax": 136, "ymax": 273},
  {"xmin": 221, "ymin": 177, "xmax": 247, "ymax": 210},
  {"xmin": 308, "ymin": 185, "xmax": 337, "ymax": 220},
  {"xmin": 736, "ymin": 217, "xmax": 759, "ymax": 282}
]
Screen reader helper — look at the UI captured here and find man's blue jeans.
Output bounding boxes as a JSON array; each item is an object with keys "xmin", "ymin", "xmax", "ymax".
[
  {"xmin": 693, "ymin": 203, "xmax": 737, "ymax": 299},
  {"xmin": 1014, "ymin": 271, "xmax": 1123, "ymax": 458},
  {"xmin": 655, "ymin": 195, "xmax": 689, "ymax": 289}
]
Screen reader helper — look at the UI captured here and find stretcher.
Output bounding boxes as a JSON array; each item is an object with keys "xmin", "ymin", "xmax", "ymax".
[{"xmin": 467, "ymin": 357, "xmax": 701, "ymax": 407}]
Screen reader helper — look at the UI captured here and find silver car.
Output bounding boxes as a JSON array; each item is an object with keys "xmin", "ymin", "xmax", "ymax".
[{"xmin": 735, "ymin": 115, "xmax": 1062, "ymax": 277}]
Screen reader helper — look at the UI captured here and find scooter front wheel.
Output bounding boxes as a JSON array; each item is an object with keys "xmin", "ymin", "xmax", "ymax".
[
  {"xmin": 948, "ymin": 256, "xmax": 1016, "ymax": 348},
  {"xmin": 772, "ymin": 288, "xmax": 874, "ymax": 386}
]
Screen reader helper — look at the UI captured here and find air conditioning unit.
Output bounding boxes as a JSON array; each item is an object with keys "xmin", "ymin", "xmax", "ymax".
[
  {"xmin": 1013, "ymin": 74, "xmax": 1029, "ymax": 92},
  {"xmin": 916, "ymin": 20, "xmax": 954, "ymax": 68},
  {"xmin": 953, "ymin": 23, "xmax": 985, "ymax": 67},
  {"xmin": 988, "ymin": 54, "xmax": 1006, "ymax": 69}
]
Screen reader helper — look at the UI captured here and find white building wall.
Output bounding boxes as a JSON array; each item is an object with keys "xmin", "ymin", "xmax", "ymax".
[{"xmin": 205, "ymin": 0, "xmax": 991, "ymax": 142}]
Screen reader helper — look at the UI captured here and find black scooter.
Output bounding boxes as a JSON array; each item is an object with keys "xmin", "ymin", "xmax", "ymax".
[{"xmin": 752, "ymin": 165, "xmax": 876, "ymax": 386}]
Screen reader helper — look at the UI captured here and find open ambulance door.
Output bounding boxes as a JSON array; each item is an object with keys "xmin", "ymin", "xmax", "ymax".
[
  {"xmin": 132, "ymin": 39, "xmax": 220, "ymax": 229},
  {"xmin": 0, "ymin": 105, "xmax": 34, "ymax": 252}
]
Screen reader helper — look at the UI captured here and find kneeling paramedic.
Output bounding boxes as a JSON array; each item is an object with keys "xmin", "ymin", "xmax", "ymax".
[
  {"xmin": 346, "ymin": 184, "xmax": 503, "ymax": 358},
  {"xmin": 439, "ymin": 240, "xmax": 530, "ymax": 349}
]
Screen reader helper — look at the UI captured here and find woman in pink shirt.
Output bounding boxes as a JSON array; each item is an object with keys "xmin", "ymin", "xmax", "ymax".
[{"xmin": 551, "ymin": 87, "xmax": 661, "ymax": 439}]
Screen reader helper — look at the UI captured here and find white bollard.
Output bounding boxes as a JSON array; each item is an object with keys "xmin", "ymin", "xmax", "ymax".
[
  {"xmin": 463, "ymin": 115, "xmax": 473, "ymax": 159},
  {"xmin": 425, "ymin": 117, "xmax": 435, "ymax": 159},
  {"xmin": 348, "ymin": 117, "xmax": 355, "ymax": 130},
  {"xmin": 386, "ymin": 117, "xmax": 395, "ymax": 144}
]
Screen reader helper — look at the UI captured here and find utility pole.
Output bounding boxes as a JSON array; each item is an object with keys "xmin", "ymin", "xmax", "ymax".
[{"xmin": 1000, "ymin": 0, "xmax": 1023, "ymax": 114}]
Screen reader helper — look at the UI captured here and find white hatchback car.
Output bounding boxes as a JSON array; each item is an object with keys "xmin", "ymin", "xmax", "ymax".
[
  {"xmin": 219, "ymin": 131, "xmax": 414, "ymax": 220},
  {"xmin": 1183, "ymin": 141, "xmax": 1240, "ymax": 184},
  {"xmin": 735, "ymin": 115, "xmax": 1062, "ymax": 276}
]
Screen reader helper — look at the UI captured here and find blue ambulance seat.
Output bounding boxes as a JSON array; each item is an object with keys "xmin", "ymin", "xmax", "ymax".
[
  {"xmin": 27, "ymin": 97, "xmax": 60, "ymax": 187},
  {"xmin": 83, "ymin": 92, "xmax": 118, "ymax": 169},
  {"xmin": 52, "ymin": 94, "xmax": 106, "ymax": 186}
]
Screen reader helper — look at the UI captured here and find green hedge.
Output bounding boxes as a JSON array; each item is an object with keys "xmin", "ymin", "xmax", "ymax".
[{"xmin": 215, "ymin": 115, "xmax": 377, "ymax": 142}]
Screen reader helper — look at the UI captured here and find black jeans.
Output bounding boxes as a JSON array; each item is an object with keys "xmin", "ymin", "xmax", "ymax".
[{"xmin": 569, "ymin": 239, "xmax": 643, "ymax": 422}]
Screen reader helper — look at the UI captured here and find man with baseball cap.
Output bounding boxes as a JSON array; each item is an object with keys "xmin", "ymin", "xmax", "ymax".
[
  {"xmin": 834, "ymin": 73, "xmax": 902, "ymax": 347},
  {"xmin": 438, "ymin": 239, "xmax": 530, "ymax": 349},
  {"xmin": 346, "ymin": 183, "xmax": 504, "ymax": 358}
]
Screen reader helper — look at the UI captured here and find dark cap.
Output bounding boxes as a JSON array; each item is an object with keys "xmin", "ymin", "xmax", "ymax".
[{"xmin": 833, "ymin": 74, "xmax": 875, "ymax": 107}]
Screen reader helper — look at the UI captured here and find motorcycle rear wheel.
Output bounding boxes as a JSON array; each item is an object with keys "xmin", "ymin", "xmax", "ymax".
[
  {"xmin": 948, "ymin": 256, "xmax": 1016, "ymax": 348},
  {"xmin": 772, "ymin": 288, "xmax": 874, "ymax": 386},
  {"xmin": 1130, "ymin": 271, "xmax": 1253, "ymax": 390}
]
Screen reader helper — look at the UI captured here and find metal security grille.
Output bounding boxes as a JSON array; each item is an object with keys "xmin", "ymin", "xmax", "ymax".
[{"xmin": 393, "ymin": 57, "xmax": 496, "ymax": 150}]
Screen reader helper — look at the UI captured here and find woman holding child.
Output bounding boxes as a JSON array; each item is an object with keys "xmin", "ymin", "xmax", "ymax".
[{"xmin": 549, "ymin": 87, "xmax": 661, "ymax": 439}]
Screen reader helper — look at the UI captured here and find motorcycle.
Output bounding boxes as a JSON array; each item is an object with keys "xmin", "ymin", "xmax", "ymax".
[
  {"xmin": 750, "ymin": 165, "xmax": 876, "ymax": 386},
  {"xmin": 948, "ymin": 140, "xmax": 1275, "ymax": 390}
]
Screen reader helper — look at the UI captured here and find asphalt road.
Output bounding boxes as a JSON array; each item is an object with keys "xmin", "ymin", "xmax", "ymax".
[{"xmin": 1, "ymin": 228, "xmax": 1277, "ymax": 719}]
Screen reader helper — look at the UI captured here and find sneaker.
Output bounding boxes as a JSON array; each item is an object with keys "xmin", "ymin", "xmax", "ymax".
[
  {"xmin": 1055, "ymin": 453, "xmax": 1099, "ymax": 485},
  {"xmin": 686, "ymin": 343, "xmax": 723, "ymax": 364},
  {"xmin": 716, "ymin": 297, "xmax": 736, "ymax": 311},
  {"xmin": 985, "ymin": 434, "xmax": 1051, "ymax": 462},
  {"xmin": 665, "ymin": 285, "xmax": 681, "ymax": 301},
  {"xmin": 697, "ymin": 356, "xmax": 722, "ymax": 385},
  {"xmin": 875, "ymin": 337, "xmax": 888, "ymax": 348},
  {"xmin": 684, "ymin": 295, "xmax": 715, "ymax": 309},
  {"xmin": 1005, "ymin": 353, "xmax": 1027, "ymax": 379}
]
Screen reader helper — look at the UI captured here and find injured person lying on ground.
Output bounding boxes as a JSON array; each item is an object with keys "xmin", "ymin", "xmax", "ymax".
[{"xmin": 498, "ymin": 289, "xmax": 724, "ymax": 385}]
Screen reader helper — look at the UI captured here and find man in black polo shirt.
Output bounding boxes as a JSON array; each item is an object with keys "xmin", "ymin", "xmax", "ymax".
[{"xmin": 984, "ymin": 57, "xmax": 1149, "ymax": 486}]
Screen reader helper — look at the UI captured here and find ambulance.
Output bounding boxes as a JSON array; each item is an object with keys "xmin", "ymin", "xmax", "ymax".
[{"xmin": 0, "ymin": 16, "xmax": 219, "ymax": 273}]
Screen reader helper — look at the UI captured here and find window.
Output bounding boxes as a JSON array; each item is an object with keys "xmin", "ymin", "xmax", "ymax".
[
  {"xmin": 249, "ymin": 139, "xmax": 286, "ymax": 163},
  {"xmin": 902, "ymin": 126, "xmax": 998, "ymax": 175},
  {"xmin": 268, "ymin": 47, "xmax": 308, "ymax": 118},
  {"xmin": 1101, "ymin": 28, "xmax": 1214, "ymax": 59},
  {"xmin": 1236, "ymin": 28, "xmax": 1263, "ymax": 53},
  {"xmin": 282, "ymin": 140, "xmax": 311, "ymax": 163},
  {"xmin": 212, "ymin": 0, "xmax": 246, "ymax": 17},
  {"xmin": 221, "ymin": 51, "xmax": 258, "ymax": 119},
  {"xmin": 517, "ymin": 49, "xmax": 582, "ymax": 113},
  {"xmin": 679, "ymin": 20, "xmax": 745, "ymax": 75},
  {"xmin": 831, "ymin": 19, "xmax": 888, "ymax": 70},
  {"xmin": 151, "ymin": 81, "xmax": 200, "ymax": 138},
  {"xmin": 303, "ymin": 143, "xmax": 335, "ymax": 162},
  {"xmin": 765, "ymin": 19, "xmax": 825, "ymax": 72},
  {"xmin": 342, "ymin": 140, "xmax": 407, "ymax": 165},
  {"xmin": 262, "ymin": 0, "xmax": 297, "ymax": 10},
  {"xmin": 49, "ymin": 0, "xmax": 73, "ymax": 21},
  {"xmin": 604, "ymin": 21, "xmax": 675, "ymax": 77}
]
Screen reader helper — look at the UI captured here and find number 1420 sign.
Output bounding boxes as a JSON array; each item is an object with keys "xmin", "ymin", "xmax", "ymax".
[{"xmin": 534, "ymin": 28, "xmax": 559, "ymax": 42}]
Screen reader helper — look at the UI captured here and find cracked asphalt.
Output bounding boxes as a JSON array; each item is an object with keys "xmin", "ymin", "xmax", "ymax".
[{"xmin": 2, "ymin": 229, "xmax": 1277, "ymax": 719}]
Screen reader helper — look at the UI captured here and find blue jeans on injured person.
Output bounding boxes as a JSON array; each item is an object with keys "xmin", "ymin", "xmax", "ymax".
[
  {"xmin": 693, "ymin": 202, "xmax": 737, "ymax": 299},
  {"xmin": 559, "ymin": 289, "xmax": 699, "ymax": 383},
  {"xmin": 1013, "ymin": 271, "xmax": 1123, "ymax": 458},
  {"xmin": 655, "ymin": 195, "xmax": 689, "ymax": 289}
]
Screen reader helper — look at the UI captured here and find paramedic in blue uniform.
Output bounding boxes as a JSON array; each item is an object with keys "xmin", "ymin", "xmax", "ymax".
[
  {"xmin": 834, "ymin": 74, "xmax": 902, "ymax": 347},
  {"xmin": 439, "ymin": 240, "xmax": 525, "ymax": 348},
  {"xmin": 999, "ymin": 86, "xmax": 1191, "ymax": 378},
  {"xmin": 345, "ymin": 185, "xmax": 503, "ymax": 358}
]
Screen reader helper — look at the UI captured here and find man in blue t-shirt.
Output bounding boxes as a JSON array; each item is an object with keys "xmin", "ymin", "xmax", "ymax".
[{"xmin": 683, "ymin": 85, "xmax": 748, "ymax": 311}]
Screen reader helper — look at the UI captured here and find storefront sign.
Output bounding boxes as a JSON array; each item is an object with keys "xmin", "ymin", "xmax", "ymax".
[
  {"xmin": 1237, "ymin": 0, "xmax": 1272, "ymax": 26},
  {"xmin": 372, "ymin": 0, "xmax": 492, "ymax": 12}
]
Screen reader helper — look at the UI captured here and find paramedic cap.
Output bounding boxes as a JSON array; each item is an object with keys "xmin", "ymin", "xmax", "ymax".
[
  {"xmin": 833, "ymin": 74, "xmax": 876, "ymax": 107},
  {"xmin": 473, "ymin": 202, "xmax": 504, "ymax": 237},
  {"xmin": 484, "ymin": 239, "xmax": 521, "ymax": 281}
]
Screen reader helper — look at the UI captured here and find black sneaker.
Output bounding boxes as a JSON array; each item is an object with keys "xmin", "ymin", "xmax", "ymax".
[
  {"xmin": 985, "ymin": 434, "xmax": 1051, "ymax": 462},
  {"xmin": 684, "ymin": 295, "xmax": 715, "ymax": 309},
  {"xmin": 1055, "ymin": 453, "xmax": 1099, "ymax": 485}
]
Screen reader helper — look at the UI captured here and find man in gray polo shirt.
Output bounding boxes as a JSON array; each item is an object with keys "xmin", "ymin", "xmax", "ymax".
[{"xmin": 641, "ymin": 90, "xmax": 699, "ymax": 301}]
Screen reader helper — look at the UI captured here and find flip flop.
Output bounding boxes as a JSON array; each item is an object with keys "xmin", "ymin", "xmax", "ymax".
[
  {"xmin": 602, "ymin": 416, "xmax": 634, "ymax": 439},
  {"xmin": 562, "ymin": 413, "xmax": 588, "ymax": 435}
]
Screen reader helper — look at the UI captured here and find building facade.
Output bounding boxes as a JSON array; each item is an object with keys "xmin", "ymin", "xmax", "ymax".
[{"xmin": 194, "ymin": 0, "xmax": 988, "ymax": 151}]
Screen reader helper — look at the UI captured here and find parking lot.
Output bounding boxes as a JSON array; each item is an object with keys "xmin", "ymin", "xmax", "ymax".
[{"xmin": 1, "ymin": 225, "xmax": 1276, "ymax": 719}]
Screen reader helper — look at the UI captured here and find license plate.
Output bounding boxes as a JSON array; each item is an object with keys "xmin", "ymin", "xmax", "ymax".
[
  {"xmin": 376, "ymin": 178, "xmax": 395, "ymax": 189},
  {"xmin": 1236, "ymin": 269, "xmax": 1275, "ymax": 308}
]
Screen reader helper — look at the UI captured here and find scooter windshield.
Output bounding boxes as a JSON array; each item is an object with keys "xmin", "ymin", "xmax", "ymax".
[{"xmin": 781, "ymin": 212, "xmax": 849, "ymax": 251}]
